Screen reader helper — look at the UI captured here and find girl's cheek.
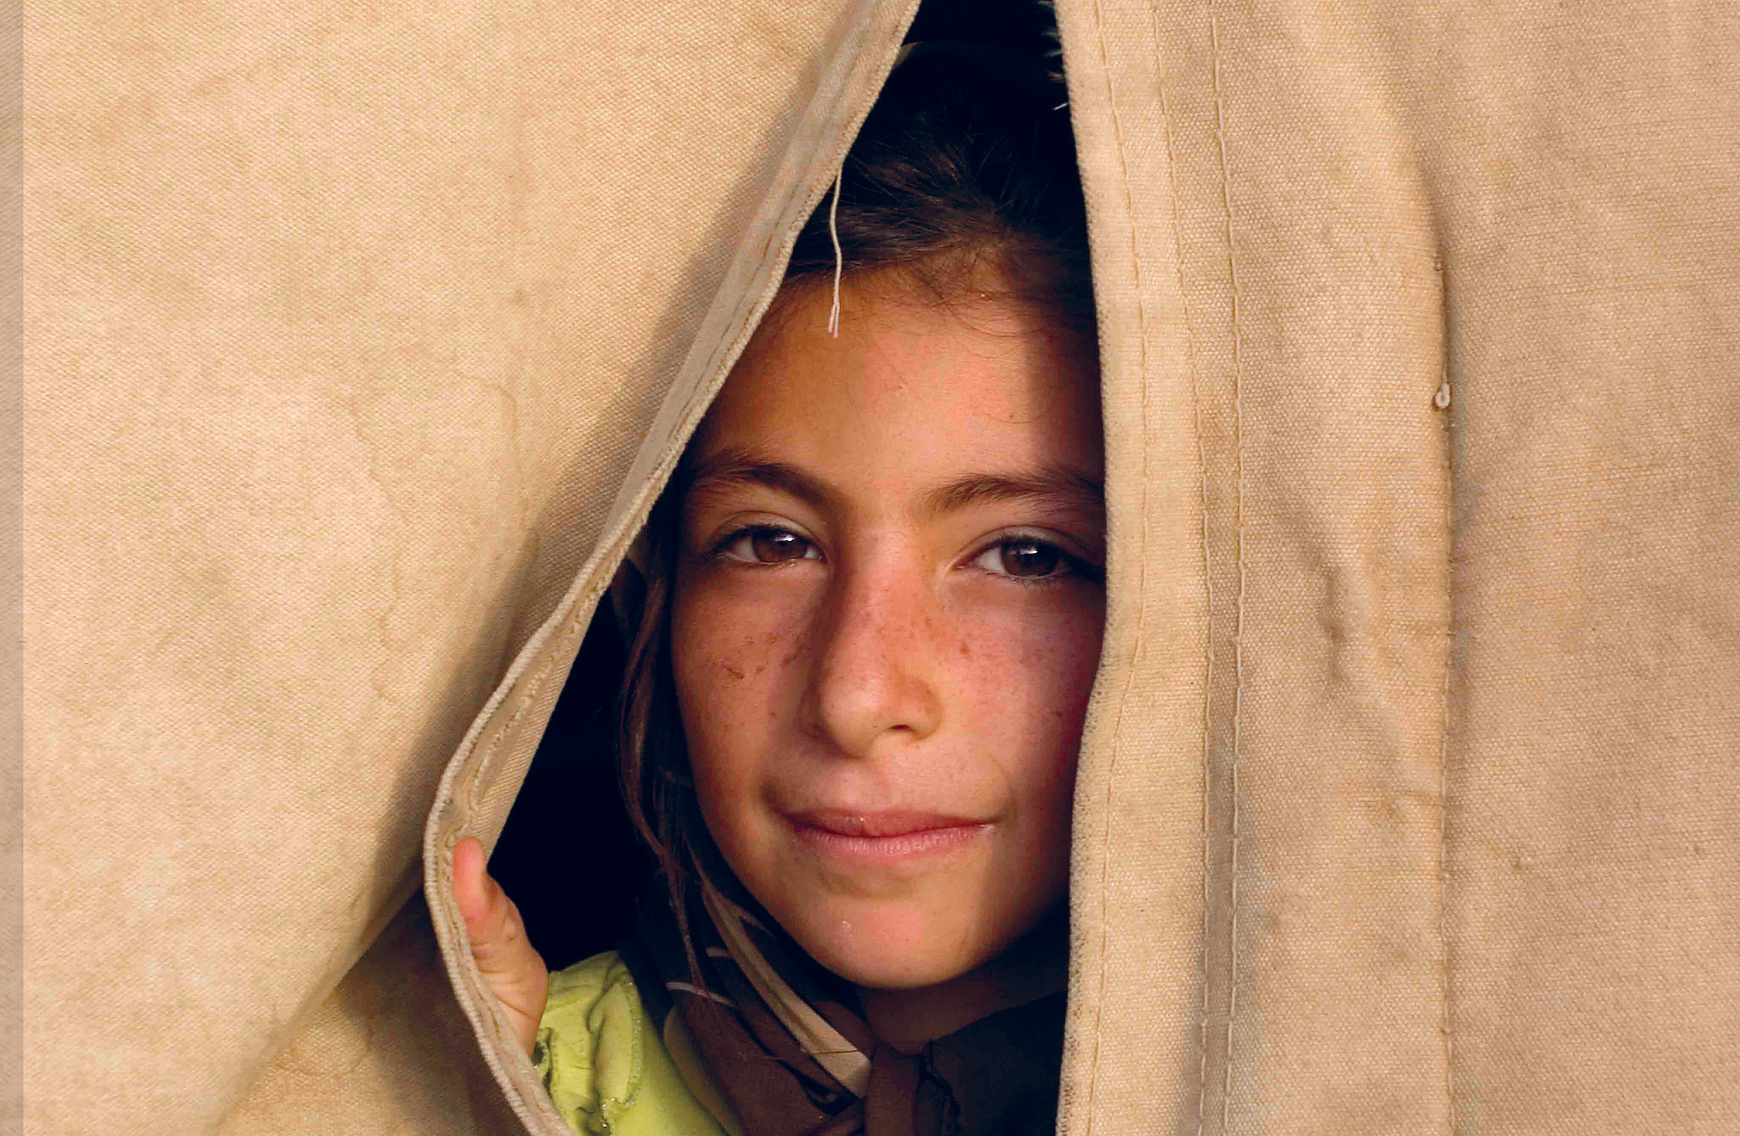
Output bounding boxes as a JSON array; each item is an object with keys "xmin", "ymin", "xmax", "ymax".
[
  {"xmin": 959, "ymin": 581, "xmax": 1105, "ymax": 663},
  {"xmin": 955, "ymin": 588, "xmax": 1103, "ymax": 732},
  {"xmin": 673, "ymin": 577, "xmax": 811, "ymax": 725},
  {"xmin": 1012, "ymin": 602, "xmax": 1101, "ymax": 803}
]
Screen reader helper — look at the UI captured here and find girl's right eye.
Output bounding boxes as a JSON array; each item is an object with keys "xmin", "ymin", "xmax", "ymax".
[{"xmin": 716, "ymin": 526, "xmax": 820, "ymax": 565}]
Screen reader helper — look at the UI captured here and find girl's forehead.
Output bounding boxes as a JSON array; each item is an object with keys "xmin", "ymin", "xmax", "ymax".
[{"xmin": 692, "ymin": 276, "xmax": 1103, "ymax": 487}]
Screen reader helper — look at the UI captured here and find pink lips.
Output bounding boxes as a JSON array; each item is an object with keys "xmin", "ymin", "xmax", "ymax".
[{"xmin": 784, "ymin": 810, "xmax": 989, "ymax": 863}]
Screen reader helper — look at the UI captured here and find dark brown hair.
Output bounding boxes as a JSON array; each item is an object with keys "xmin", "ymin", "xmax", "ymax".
[
  {"xmin": 617, "ymin": 40, "xmax": 1094, "ymax": 943},
  {"xmin": 785, "ymin": 40, "xmax": 1091, "ymax": 327}
]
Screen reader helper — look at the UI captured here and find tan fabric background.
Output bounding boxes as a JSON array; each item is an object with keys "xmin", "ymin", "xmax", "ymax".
[
  {"xmin": 21, "ymin": 0, "xmax": 1739, "ymax": 1133},
  {"xmin": 4, "ymin": 1, "xmax": 23, "ymax": 1129},
  {"xmin": 23, "ymin": 1, "xmax": 865, "ymax": 1131},
  {"xmin": 1055, "ymin": 2, "xmax": 1739, "ymax": 1134}
]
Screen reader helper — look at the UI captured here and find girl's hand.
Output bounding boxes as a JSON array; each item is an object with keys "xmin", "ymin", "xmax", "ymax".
[{"xmin": 451, "ymin": 836, "xmax": 548, "ymax": 1057}]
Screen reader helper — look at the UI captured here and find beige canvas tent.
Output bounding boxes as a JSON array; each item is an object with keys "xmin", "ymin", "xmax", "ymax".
[{"xmin": 19, "ymin": 0, "xmax": 1739, "ymax": 1133}]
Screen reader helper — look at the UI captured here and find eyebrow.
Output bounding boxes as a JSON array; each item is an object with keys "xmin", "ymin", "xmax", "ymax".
[
  {"xmin": 682, "ymin": 447, "xmax": 1104, "ymax": 523},
  {"xmin": 682, "ymin": 449, "xmax": 843, "ymax": 512},
  {"xmin": 918, "ymin": 468, "xmax": 1105, "ymax": 523}
]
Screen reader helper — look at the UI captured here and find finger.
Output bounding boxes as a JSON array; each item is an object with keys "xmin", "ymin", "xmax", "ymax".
[
  {"xmin": 451, "ymin": 836, "xmax": 495, "ymax": 931},
  {"xmin": 453, "ymin": 837, "xmax": 531, "ymax": 965},
  {"xmin": 449, "ymin": 837, "xmax": 548, "ymax": 1057}
]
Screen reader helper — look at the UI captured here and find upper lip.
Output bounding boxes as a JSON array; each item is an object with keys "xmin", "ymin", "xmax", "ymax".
[{"xmin": 785, "ymin": 810, "xmax": 987, "ymax": 838}]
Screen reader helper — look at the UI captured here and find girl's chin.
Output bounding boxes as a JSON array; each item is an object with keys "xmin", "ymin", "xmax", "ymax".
[
  {"xmin": 781, "ymin": 905, "xmax": 998, "ymax": 991},
  {"xmin": 813, "ymin": 949, "xmax": 983, "ymax": 992}
]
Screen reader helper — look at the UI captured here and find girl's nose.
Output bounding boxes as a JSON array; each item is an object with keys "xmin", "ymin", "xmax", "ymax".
[{"xmin": 804, "ymin": 556, "xmax": 944, "ymax": 758}]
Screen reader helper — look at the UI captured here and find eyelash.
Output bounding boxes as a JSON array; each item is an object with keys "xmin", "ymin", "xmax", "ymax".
[
  {"xmin": 706, "ymin": 524, "xmax": 1103, "ymax": 587},
  {"xmin": 707, "ymin": 525, "xmax": 822, "ymax": 567},
  {"xmin": 969, "ymin": 531, "xmax": 1104, "ymax": 587}
]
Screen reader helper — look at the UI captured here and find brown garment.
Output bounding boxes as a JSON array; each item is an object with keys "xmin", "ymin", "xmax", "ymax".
[{"xmin": 621, "ymin": 885, "xmax": 1066, "ymax": 1136}]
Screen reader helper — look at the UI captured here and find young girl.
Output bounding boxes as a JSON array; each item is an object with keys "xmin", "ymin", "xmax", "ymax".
[{"xmin": 454, "ymin": 37, "xmax": 1103, "ymax": 1136}]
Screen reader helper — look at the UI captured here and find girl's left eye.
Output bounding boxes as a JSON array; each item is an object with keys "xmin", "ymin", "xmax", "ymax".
[
  {"xmin": 717, "ymin": 527, "xmax": 820, "ymax": 565},
  {"xmin": 970, "ymin": 538, "xmax": 1078, "ymax": 581}
]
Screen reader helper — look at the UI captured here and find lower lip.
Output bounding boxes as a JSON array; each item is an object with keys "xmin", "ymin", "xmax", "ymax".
[{"xmin": 785, "ymin": 819, "xmax": 989, "ymax": 865}]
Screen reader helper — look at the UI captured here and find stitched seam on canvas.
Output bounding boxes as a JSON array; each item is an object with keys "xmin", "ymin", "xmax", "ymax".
[
  {"xmin": 1084, "ymin": 1, "xmax": 1153, "ymax": 1131},
  {"xmin": 1434, "ymin": 251, "xmax": 1459, "ymax": 1136},
  {"xmin": 1207, "ymin": 4, "xmax": 1245, "ymax": 1130},
  {"xmin": 446, "ymin": 593, "xmax": 591, "ymax": 1127},
  {"xmin": 463, "ymin": 549, "xmax": 597, "ymax": 830},
  {"xmin": 1141, "ymin": 2, "xmax": 1215, "ymax": 1132}
]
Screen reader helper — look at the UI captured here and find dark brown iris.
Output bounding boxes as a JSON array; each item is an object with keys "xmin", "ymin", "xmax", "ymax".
[
  {"xmin": 751, "ymin": 529, "xmax": 809, "ymax": 563},
  {"xmin": 1001, "ymin": 540, "xmax": 1060, "ymax": 578}
]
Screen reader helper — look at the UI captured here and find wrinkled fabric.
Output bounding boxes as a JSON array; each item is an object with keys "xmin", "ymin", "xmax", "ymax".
[
  {"xmin": 23, "ymin": 0, "xmax": 890, "ymax": 1131},
  {"xmin": 21, "ymin": 0, "xmax": 1739, "ymax": 1133}
]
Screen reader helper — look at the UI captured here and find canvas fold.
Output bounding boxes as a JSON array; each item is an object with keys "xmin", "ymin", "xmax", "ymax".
[{"xmin": 20, "ymin": 1, "xmax": 1739, "ymax": 1133}]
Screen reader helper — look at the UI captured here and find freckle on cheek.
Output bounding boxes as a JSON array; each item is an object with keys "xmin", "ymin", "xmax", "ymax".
[
  {"xmin": 959, "ymin": 640, "xmax": 971, "ymax": 657},
  {"xmin": 723, "ymin": 663, "xmax": 745, "ymax": 681}
]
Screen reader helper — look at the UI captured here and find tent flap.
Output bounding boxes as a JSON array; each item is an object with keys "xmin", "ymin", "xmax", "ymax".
[{"xmin": 21, "ymin": 0, "xmax": 1740, "ymax": 1132}]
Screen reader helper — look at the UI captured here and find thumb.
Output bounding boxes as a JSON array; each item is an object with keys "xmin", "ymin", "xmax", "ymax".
[{"xmin": 451, "ymin": 836, "xmax": 548, "ymax": 1057}]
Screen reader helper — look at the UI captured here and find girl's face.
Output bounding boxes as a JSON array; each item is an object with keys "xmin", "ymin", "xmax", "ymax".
[{"xmin": 671, "ymin": 271, "xmax": 1104, "ymax": 994}]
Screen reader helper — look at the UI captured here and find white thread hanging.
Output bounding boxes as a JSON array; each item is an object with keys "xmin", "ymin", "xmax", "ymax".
[{"xmin": 826, "ymin": 168, "xmax": 844, "ymax": 337}]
